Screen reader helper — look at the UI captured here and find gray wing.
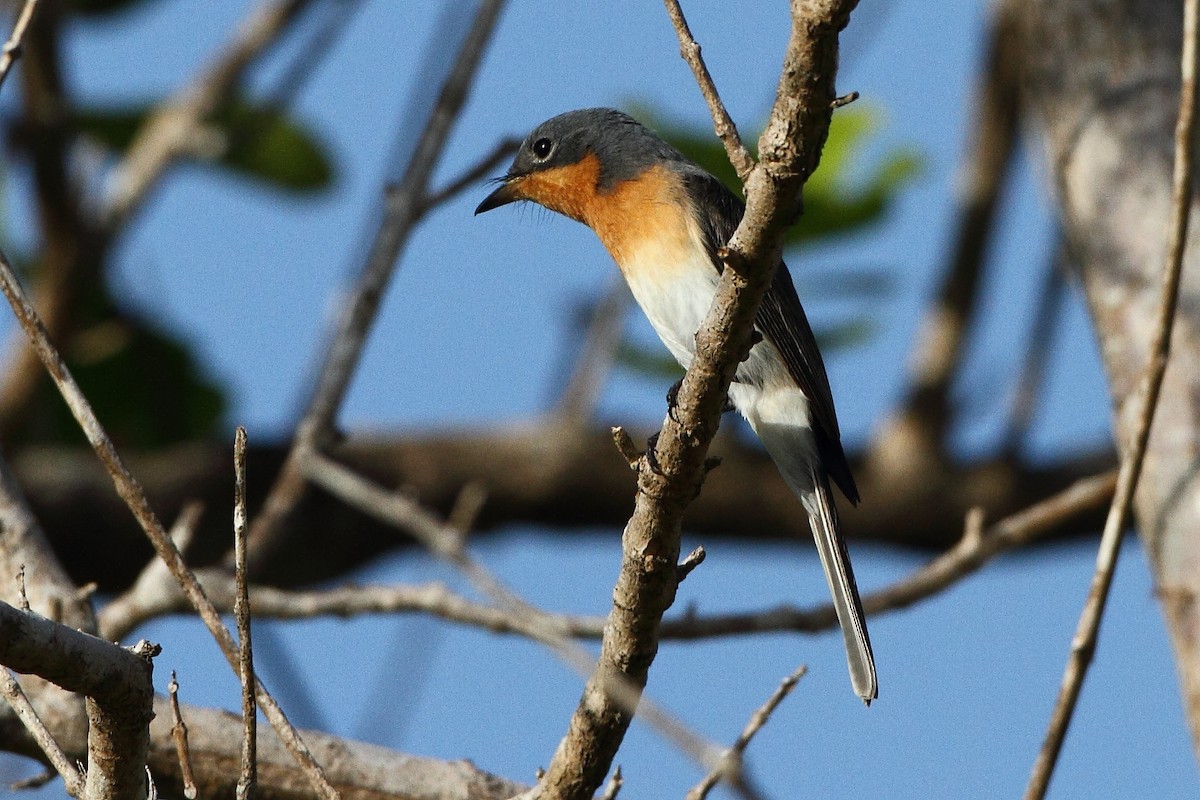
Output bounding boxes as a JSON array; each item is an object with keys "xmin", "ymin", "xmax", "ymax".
[{"xmin": 680, "ymin": 169, "xmax": 859, "ymax": 504}]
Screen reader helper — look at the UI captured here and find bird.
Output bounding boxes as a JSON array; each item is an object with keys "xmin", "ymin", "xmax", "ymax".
[{"xmin": 475, "ymin": 107, "xmax": 876, "ymax": 704}]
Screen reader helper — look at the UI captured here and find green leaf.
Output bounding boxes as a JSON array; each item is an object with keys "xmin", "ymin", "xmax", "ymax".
[
  {"xmin": 644, "ymin": 104, "xmax": 923, "ymax": 245},
  {"xmin": 74, "ymin": 97, "xmax": 333, "ymax": 192},
  {"xmin": 215, "ymin": 101, "xmax": 333, "ymax": 191}
]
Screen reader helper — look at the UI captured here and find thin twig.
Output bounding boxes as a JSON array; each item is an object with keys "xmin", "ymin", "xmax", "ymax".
[
  {"xmin": 0, "ymin": 246, "xmax": 339, "ymax": 799},
  {"xmin": 556, "ymin": 278, "xmax": 630, "ymax": 423},
  {"xmin": 0, "ymin": 0, "xmax": 41, "ymax": 92},
  {"xmin": 661, "ymin": 0, "xmax": 754, "ymax": 180},
  {"xmin": 168, "ymin": 672, "xmax": 198, "ymax": 800},
  {"xmin": 1023, "ymin": 0, "xmax": 1199, "ymax": 796},
  {"xmin": 93, "ymin": 467, "xmax": 1114, "ymax": 652},
  {"xmin": 599, "ymin": 766, "xmax": 623, "ymax": 800},
  {"xmin": 418, "ymin": 136, "xmax": 522, "ymax": 212},
  {"xmin": 685, "ymin": 666, "xmax": 807, "ymax": 800},
  {"xmin": 0, "ymin": 667, "xmax": 84, "ymax": 798},
  {"xmin": 234, "ymin": 427, "xmax": 257, "ymax": 800},
  {"xmin": 300, "ymin": 450, "xmax": 727, "ymax": 773},
  {"xmin": 244, "ymin": 0, "xmax": 508, "ymax": 572}
]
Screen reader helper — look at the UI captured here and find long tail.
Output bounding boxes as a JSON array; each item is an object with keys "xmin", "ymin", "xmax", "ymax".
[
  {"xmin": 743, "ymin": 393, "xmax": 877, "ymax": 704},
  {"xmin": 805, "ymin": 469, "xmax": 877, "ymax": 705}
]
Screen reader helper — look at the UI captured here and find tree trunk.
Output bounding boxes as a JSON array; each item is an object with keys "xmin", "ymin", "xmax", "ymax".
[{"xmin": 1021, "ymin": 0, "xmax": 1200, "ymax": 756}]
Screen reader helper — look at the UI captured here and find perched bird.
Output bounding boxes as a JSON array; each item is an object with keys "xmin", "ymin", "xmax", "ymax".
[{"xmin": 475, "ymin": 108, "xmax": 876, "ymax": 704}]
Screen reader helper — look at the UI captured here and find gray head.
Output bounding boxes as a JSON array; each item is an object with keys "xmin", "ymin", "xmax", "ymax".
[{"xmin": 475, "ymin": 108, "xmax": 688, "ymax": 215}]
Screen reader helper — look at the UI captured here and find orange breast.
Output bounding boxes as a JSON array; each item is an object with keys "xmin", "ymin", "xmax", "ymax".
[{"xmin": 514, "ymin": 155, "xmax": 698, "ymax": 284}]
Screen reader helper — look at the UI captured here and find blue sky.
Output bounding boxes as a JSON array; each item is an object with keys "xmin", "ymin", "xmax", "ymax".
[{"xmin": 1, "ymin": 1, "xmax": 1195, "ymax": 798}]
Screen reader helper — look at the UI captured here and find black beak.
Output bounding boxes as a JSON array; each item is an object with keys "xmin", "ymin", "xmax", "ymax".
[{"xmin": 474, "ymin": 179, "xmax": 521, "ymax": 215}]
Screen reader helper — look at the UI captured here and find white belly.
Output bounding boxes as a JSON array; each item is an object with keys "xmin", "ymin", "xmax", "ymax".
[{"xmin": 622, "ymin": 246, "xmax": 719, "ymax": 371}]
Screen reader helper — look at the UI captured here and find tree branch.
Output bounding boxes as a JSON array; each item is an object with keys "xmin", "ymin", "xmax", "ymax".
[
  {"xmin": 661, "ymin": 0, "xmax": 754, "ymax": 180},
  {"xmin": 0, "ymin": 601, "xmax": 158, "ymax": 800},
  {"xmin": 0, "ymin": 235, "xmax": 340, "ymax": 798},
  {"xmin": 243, "ymin": 0, "xmax": 508, "ymax": 576},
  {"xmin": 0, "ymin": 667, "xmax": 83, "ymax": 798},
  {"xmin": 101, "ymin": 0, "xmax": 316, "ymax": 230},
  {"xmin": 0, "ymin": 0, "xmax": 42, "ymax": 92},
  {"xmin": 535, "ymin": 3, "xmax": 860, "ymax": 797}
]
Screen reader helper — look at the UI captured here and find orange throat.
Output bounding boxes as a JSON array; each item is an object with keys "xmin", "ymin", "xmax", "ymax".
[{"xmin": 514, "ymin": 156, "xmax": 695, "ymax": 273}]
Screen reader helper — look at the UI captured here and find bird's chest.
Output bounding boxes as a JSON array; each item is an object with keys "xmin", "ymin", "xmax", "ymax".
[{"xmin": 618, "ymin": 242, "xmax": 720, "ymax": 369}]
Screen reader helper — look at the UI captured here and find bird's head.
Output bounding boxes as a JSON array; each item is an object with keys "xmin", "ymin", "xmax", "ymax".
[{"xmin": 474, "ymin": 108, "xmax": 684, "ymax": 223}]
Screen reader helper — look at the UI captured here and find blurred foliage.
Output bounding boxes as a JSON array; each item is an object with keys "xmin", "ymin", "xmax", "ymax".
[
  {"xmin": 75, "ymin": 98, "xmax": 333, "ymax": 192},
  {"xmin": 7, "ymin": 256, "xmax": 225, "ymax": 449},
  {"xmin": 649, "ymin": 104, "xmax": 923, "ymax": 245}
]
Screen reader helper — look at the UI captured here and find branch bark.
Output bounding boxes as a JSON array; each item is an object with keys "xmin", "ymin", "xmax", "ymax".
[
  {"xmin": 534, "ymin": 2, "xmax": 860, "ymax": 797},
  {"xmin": 0, "ymin": 601, "xmax": 157, "ymax": 800}
]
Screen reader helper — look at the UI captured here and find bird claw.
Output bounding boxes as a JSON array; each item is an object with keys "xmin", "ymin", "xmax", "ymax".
[
  {"xmin": 666, "ymin": 378, "xmax": 683, "ymax": 423},
  {"xmin": 645, "ymin": 431, "xmax": 664, "ymax": 474}
]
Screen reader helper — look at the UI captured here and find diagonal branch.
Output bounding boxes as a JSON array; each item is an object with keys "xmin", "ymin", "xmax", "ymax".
[
  {"xmin": 0, "ymin": 243, "xmax": 340, "ymax": 798},
  {"xmin": 534, "ymin": 2, "xmax": 860, "ymax": 798},
  {"xmin": 242, "ymin": 0, "xmax": 508, "ymax": 575},
  {"xmin": 101, "ymin": 0, "xmax": 315, "ymax": 230},
  {"xmin": 0, "ymin": 0, "xmax": 42, "ymax": 92},
  {"xmin": 869, "ymin": 0, "xmax": 1023, "ymax": 471},
  {"xmin": 662, "ymin": 0, "xmax": 754, "ymax": 180}
]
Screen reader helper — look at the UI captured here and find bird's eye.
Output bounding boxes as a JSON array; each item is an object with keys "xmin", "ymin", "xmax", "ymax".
[{"xmin": 531, "ymin": 137, "xmax": 553, "ymax": 159}]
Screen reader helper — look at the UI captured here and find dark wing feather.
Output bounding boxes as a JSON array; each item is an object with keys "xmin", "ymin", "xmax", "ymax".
[{"xmin": 680, "ymin": 168, "xmax": 860, "ymax": 505}]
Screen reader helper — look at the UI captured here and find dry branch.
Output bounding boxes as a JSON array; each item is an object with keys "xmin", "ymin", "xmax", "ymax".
[
  {"xmin": 1023, "ymin": 0, "xmax": 1199, "ymax": 794},
  {"xmin": 102, "ymin": 0, "xmax": 315, "ymax": 229},
  {"xmin": 0, "ymin": 224, "xmax": 339, "ymax": 799},
  {"xmin": 0, "ymin": 601, "xmax": 157, "ymax": 800},
  {"xmin": 534, "ymin": 2, "xmax": 861, "ymax": 797},
  {"xmin": 244, "ymin": 0, "xmax": 508, "ymax": 574},
  {"xmin": 0, "ymin": 0, "xmax": 42, "ymax": 92}
]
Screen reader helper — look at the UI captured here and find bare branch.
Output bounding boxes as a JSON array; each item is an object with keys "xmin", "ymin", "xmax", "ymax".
[
  {"xmin": 0, "ymin": 667, "xmax": 83, "ymax": 797},
  {"xmin": 167, "ymin": 673, "xmax": 197, "ymax": 800},
  {"xmin": 0, "ymin": 601, "xmax": 158, "ymax": 800},
  {"xmin": 1024, "ymin": 0, "xmax": 1199, "ymax": 795},
  {"xmin": 233, "ymin": 428, "xmax": 256, "ymax": 800},
  {"xmin": 102, "ymin": 0, "xmax": 315, "ymax": 229},
  {"xmin": 661, "ymin": 0, "xmax": 754, "ymax": 179},
  {"xmin": 685, "ymin": 666, "xmax": 807, "ymax": 800},
  {"xmin": 0, "ymin": 0, "xmax": 42, "ymax": 92},
  {"xmin": 418, "ymin": 135, "xmax": 522, "ymax": 212},
  {"xmin": 535, "ymin": 3, "xmax": 861, "ymax": 795},
  {"xmin": 301, "ymin": 450, "xmax": 727, "ymax": 772},
  {"xmin": 870, "ymin": 0, "xmax": 1022, "ymax": 468},
  {"xmin": 244, "ymin": 0, "xmax": 508, "ymax": 573},
  {"xmin": 0, "ymin": 246, "xmax": 339, "ymax": 799}
]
